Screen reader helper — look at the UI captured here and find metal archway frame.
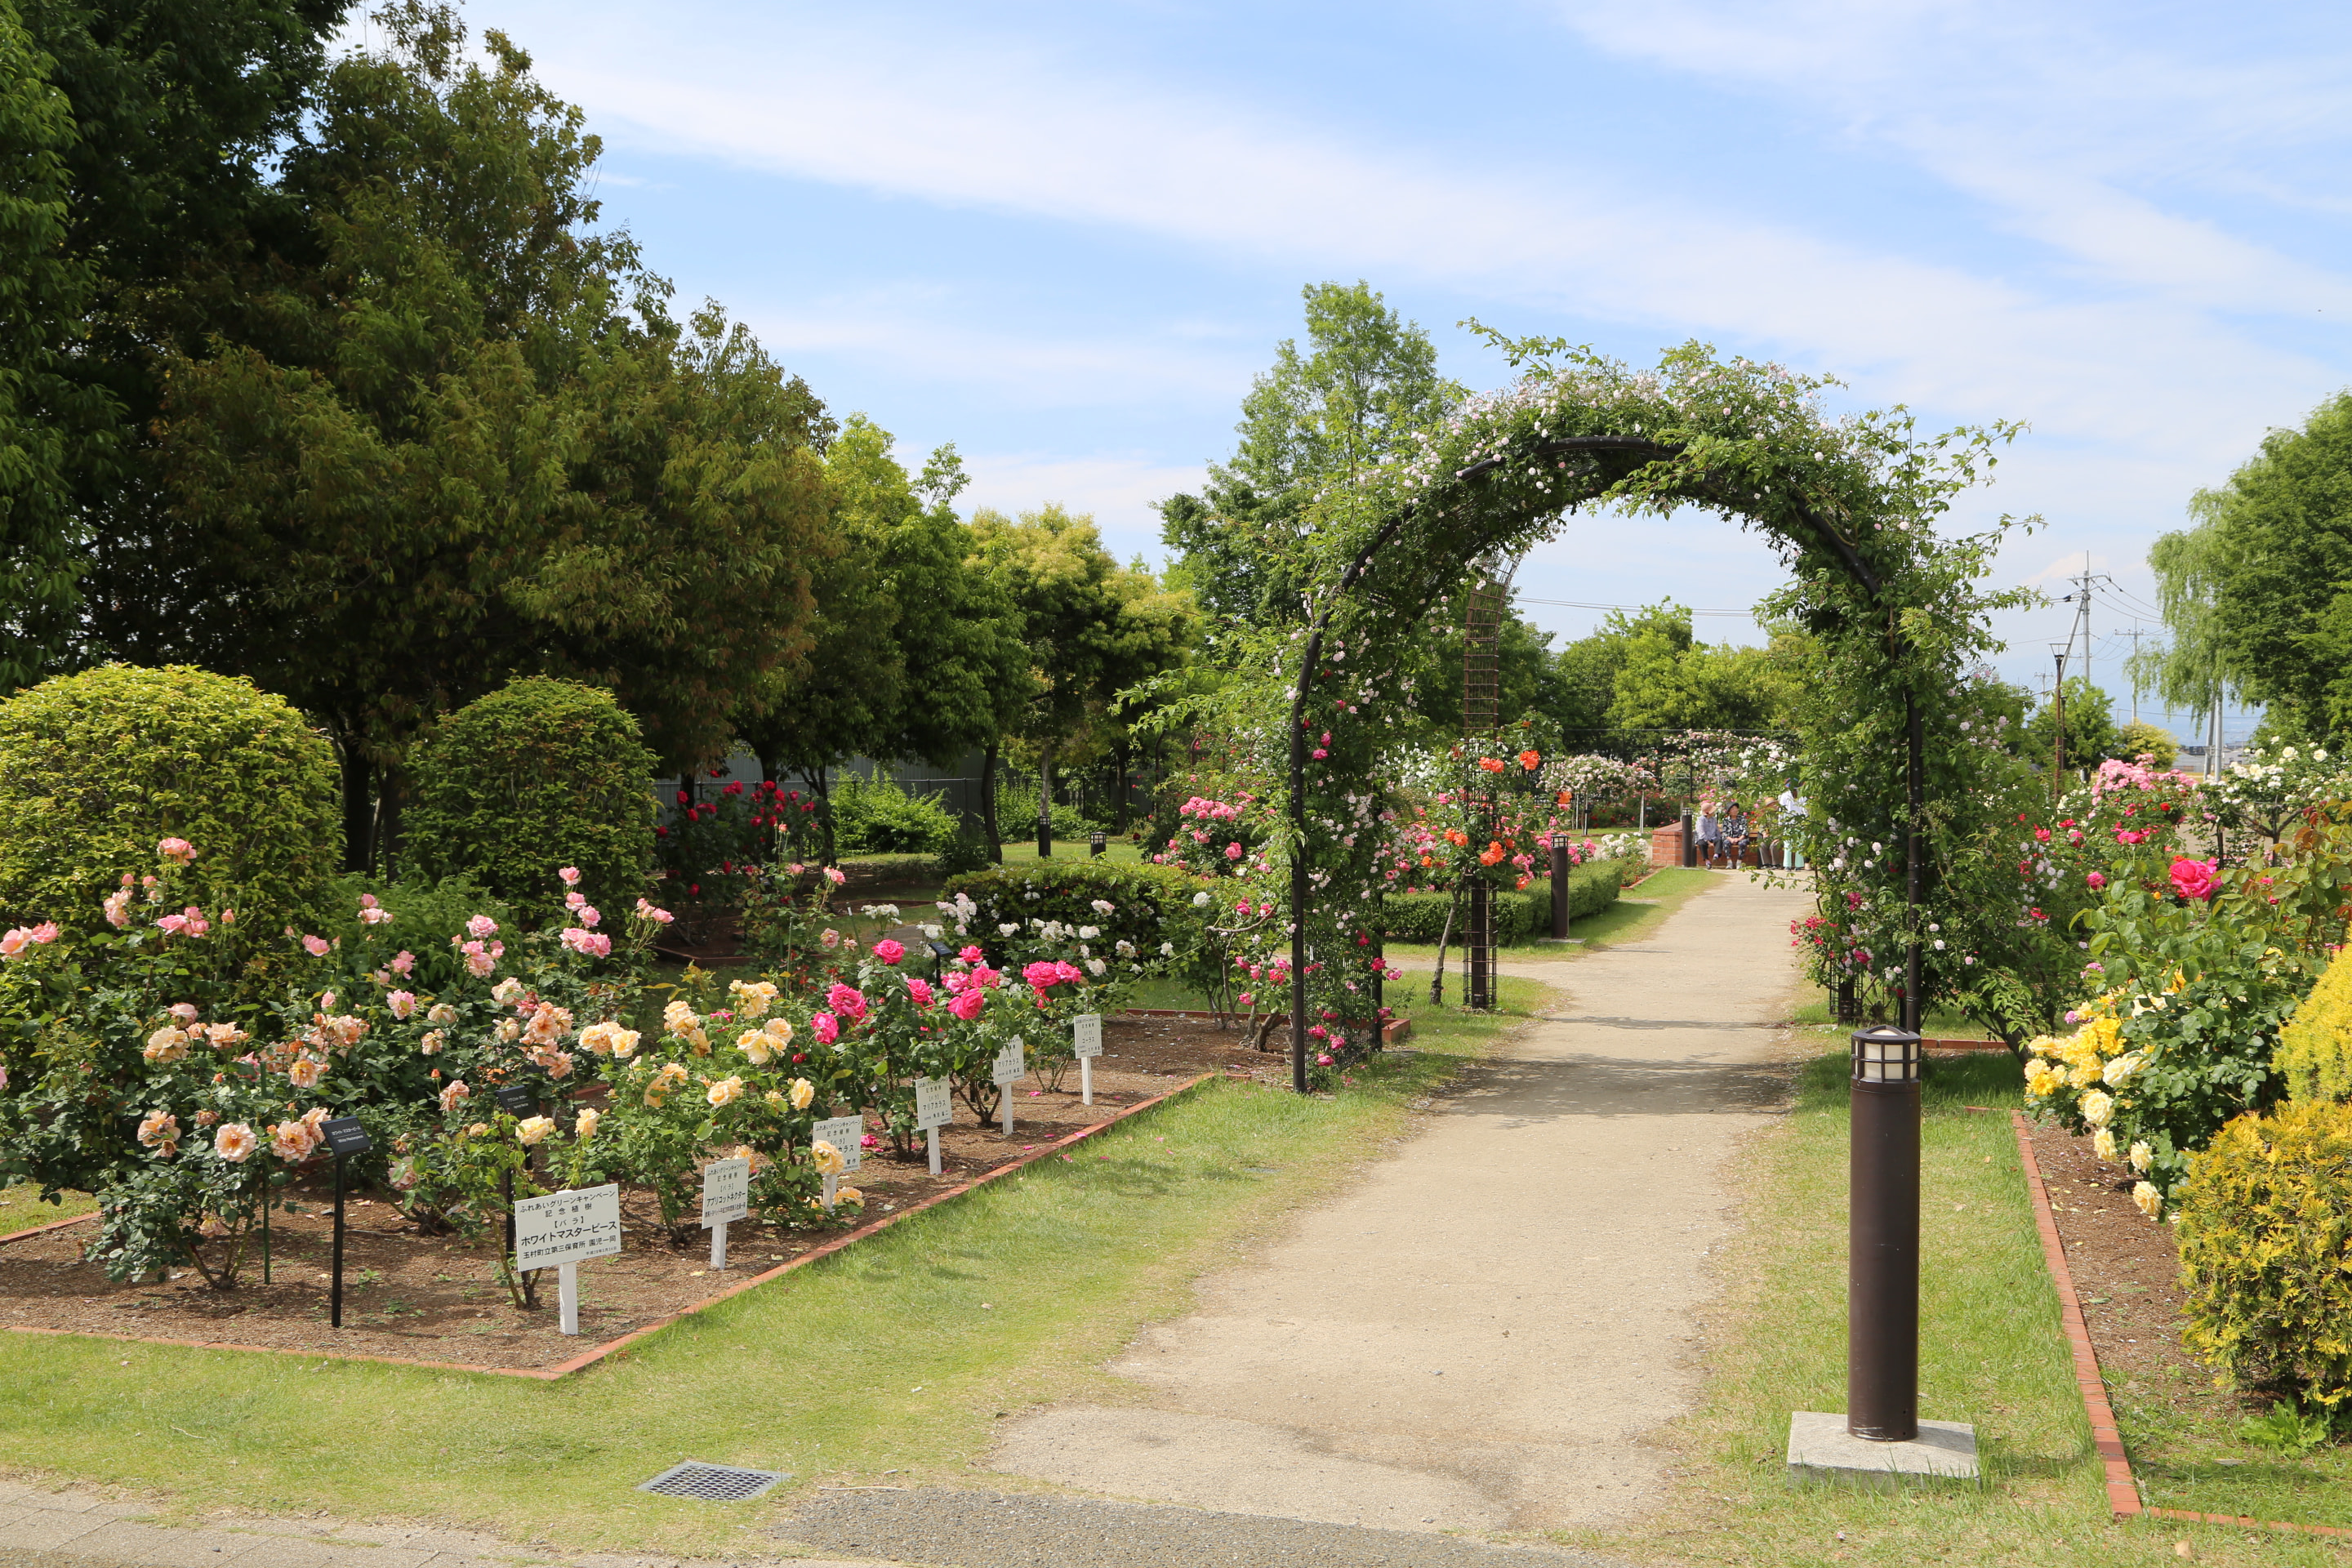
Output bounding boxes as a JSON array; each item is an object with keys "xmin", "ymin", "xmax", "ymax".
[{"xmin": 1284, "ymin": 434, "xmax": 1925, "ymax": 1094}]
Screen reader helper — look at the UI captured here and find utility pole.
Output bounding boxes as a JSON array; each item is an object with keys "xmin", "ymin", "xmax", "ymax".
[{"xmin": 2121, "ymin": 625, "xmax": 2146, "ymax": 724}]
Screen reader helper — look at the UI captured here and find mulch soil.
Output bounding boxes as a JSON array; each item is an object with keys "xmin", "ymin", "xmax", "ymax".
[
  {"xmin": 0, "ymin": 1013, "xmax": 1276, "ymax": 1371},
  {"xmin": 2021, "ymin": 1117, "xmax": 2247, "ymax": 1424}
]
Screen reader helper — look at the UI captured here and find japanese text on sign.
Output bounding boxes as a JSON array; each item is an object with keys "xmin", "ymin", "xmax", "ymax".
[
  {"xmin": 513, "ymin": 1183, "xmax": 621, "ymax": 1270},
  {"xmin": 992, "ymin": 1037, "xmax": 1027, "ymax": 1087},
  {"xmin": 813, "ymin": 1116, "xmax": 863, "ymax": 1174},
  {"xmin": 1072, "ymin": 1014, "xmax": 1103, "ymax": 1059},
  {"xmin": 700, "ymin": 1156, "xmax": 750, "ymax": 1227},
  {"xmin": 913, "ymin": 1076, "xmax": 952, "ymax": 1133}
]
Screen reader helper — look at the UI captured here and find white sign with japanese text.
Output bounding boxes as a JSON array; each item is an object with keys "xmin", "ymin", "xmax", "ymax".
[
  {"xmin": 914, "ymin": 1076, "xmax": 952, "ymax": 1133},
  {"xmin": 513, "ymin": 1184, "xmax": 621, "ymax": 1271},
  {"xmin": 700, "ymin": 1156, "xmax": 750, "ymax": 1227},
  {"xmin": 813, "ymin": 1115, "xmax": 863, "ymax": 1174},
  {"xmin": 992, "ymin": 1036, "xmax": 1027, "ymax": 1087},
  {"xmin": 1073, "ymin": 1014, "xmax": 1103, "ymax": 1059}
]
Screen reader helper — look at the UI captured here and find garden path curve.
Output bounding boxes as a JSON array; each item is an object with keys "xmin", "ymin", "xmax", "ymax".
[{"xmin": 988, "ymin": 874, "xmax": 1814, "ymax": 1539}]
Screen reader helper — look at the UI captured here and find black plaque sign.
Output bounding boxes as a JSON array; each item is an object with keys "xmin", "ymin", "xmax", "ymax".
[
  {"xmin": 322, "ymin": 1116, "xmax": 372, "ymax": 1158},
  {"xmin": 492, "ymin": 1084, "xmax": 537, "ymax": 1117}
]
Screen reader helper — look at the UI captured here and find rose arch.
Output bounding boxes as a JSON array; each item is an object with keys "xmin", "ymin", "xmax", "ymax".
[{"xmin": 1260, "ymin": 333, "xmax": 2026, "ymax": 1092}]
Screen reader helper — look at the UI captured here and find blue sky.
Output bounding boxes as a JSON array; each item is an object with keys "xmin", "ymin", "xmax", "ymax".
[{"xmin": 414, "ymin": 0, "xmax": 2352, "ymax": 743}]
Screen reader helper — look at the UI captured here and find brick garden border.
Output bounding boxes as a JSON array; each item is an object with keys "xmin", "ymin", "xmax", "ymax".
[
  {"xmin": 2, "ymin": 1071, "xmax": 1215, "ymax": 1382},
  {"xmin": 2010, "ymin": 1110, "xmax": 2350, "ymax": 1541}
]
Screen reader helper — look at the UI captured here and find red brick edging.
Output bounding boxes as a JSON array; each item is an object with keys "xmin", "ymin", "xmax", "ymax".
[
  {"xmin": 2010, "ymin": 1110, "xmax": 2352, "ymax": 1539},
  {"xmin": 2, "ymin": 1072, "xmax": 1216, "ymax": 1381}
]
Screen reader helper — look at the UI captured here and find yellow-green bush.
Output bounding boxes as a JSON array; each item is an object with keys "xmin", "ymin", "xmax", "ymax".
[
  {"xmin": 0, "ymin": 664, "xmax": 339, "ymax": 942},
  {"xmin": 2277, "ymin": 944, "xmax": 2352, "ymax": 1103},
  {"xmin": 2177, "ymin": 1100, "xmax": 2352, "ymax": 1414}
]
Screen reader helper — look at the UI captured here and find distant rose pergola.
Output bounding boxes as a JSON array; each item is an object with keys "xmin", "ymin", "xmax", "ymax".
[{"xmin": 1270, "ymin": 332, "xmax": 2034, "ymax": 1089}]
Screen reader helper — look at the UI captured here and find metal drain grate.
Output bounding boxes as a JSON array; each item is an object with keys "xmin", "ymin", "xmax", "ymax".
[{"xmin": 635, "ymin": 1461, "xmax": 788, "ymax": 1501}]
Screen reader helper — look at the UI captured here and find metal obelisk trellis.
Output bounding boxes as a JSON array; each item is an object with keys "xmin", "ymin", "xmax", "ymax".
[{"xmin": 1462, "ymin": 572, "xmax": 1503, "ymax": 1011}]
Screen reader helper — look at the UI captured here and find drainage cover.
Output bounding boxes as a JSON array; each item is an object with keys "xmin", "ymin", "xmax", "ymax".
[{"xmin": 635, "ymin": 1461, "xmax": 788, "ymax": 1501}]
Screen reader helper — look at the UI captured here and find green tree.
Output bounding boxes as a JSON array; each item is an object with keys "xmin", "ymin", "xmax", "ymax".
[
  {"xmin": 99, "ymin": 4, "xmax": 833, "ymax": 866},
  {"xmin": 973, "ymin": 504, "xmax": 1196, "ymax": 850},
  {"xmin": 1160, "ymin": 281, "xmax": 1460, "ymax": 626},
  {"xmin": 2139, "ymin": 393, "xmax": 2352, "ymax": 741},
  {"xmin": 743, "ymin": 416, "xmax": 1027, "ymax": 862},
  {"xmin": 1545, "ymin": 602, "xmax": 1796, "ymax": 735},
  {"xmin": 0, "ymin": 1, "xmax": 96, "ymax": 688},
  {"xmin": 2115, "ymin": 719, "xmax": 2179, "ymax": 769},
  {"xmin": 2023, "ymin": 676, "xmax": 2123, "ymax": 773}
]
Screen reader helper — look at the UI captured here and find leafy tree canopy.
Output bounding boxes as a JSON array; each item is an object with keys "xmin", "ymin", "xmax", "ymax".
[
  {"xmin": 1160, "ymin": 280, "xmax": 1460, "ymax": 627},
  {"xmin": 2023, "ymin": 675, "xmax": 2123, "ymax": 772},
  {"xmin": 1547, "ymin": 601, "xmax": 1798, "ymax": 735}
]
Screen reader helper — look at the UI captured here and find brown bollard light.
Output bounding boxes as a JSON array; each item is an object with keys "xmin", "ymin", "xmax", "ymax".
[
  {"xmin": 1549, "ymin": 839, "xmax": 1571, "ymax": 939},
  {"xmin": 1847, "ymin": 1024, "xmax": 1922, "ymax": 1442}
]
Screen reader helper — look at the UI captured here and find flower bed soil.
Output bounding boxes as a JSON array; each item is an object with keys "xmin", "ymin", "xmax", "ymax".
[
  {"xmin": 0, "ymin": 1014, "xmax": 1269, "ymax": 1372},
  {"xmin": 2021, "ymin": 1116, "xmax": 2219, "ymax": 1414}
]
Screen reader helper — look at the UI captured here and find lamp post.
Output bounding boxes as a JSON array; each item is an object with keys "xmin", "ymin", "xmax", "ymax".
[
  {"xmin": 1549, "ymin": 835, "xmax": 1571, "ymax": 940},
  {"xmin": 2048, "ymin": 643, "xmax": 2070, "ymax": 803},
  {"xmin": 1847, "ymin": 1023, "xmax": 1922, "ymax": 1442}
]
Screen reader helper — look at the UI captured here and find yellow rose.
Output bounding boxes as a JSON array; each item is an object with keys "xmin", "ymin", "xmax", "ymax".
[
  {"xmin": 2132, "ymin": 1181, "xmax": 2163, "ymax": 1220},
  {"xmin": 737, "ymin": 1030, "xmax": 774, "ymax": 1066},
  {"xmin": 2093, "ymin": 1128, "xmax": 2118, "ymax": 1163},
  {"xmin": 2127, "ymin": 1139, "xmax": 2152, "ymax": 1174},
  {"xmin": 574, "ymin": 1107, "xmax": 601, "ymax": 1140},
  {"xmin": 811, "ymin": 1139, "xmax": 844, "ymax": 1175},
  {"xmin": 763, "ymin": 1018, "xmax": 795, "ymax": 1045},
  {"xmin": 788, "ymin": 1077, "xmax": 814, "ymax": 1111},
  {"xmin": 2079, "ymin": 1089, "xmax": 2114, "ymax": 1128},
  {"xmin": 466, "ymin": 1120, "xmax": 490, "ymax": 1138},
  {"xmin": 834, "ymin": 1185, "xmax": 862, "ymax": 1208},
  {"xmin": 707, "ymin": 1075, "xmax": 744, "ymax": 1107},
  {"xmin": 515, "ymin": 1116, "xmax": 555, "ymax": 1146}
]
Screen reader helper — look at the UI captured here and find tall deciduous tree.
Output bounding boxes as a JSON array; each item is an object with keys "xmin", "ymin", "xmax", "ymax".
[
  {"xmin": 107, "ymin": 3, "xmax": 834, "ymax": 866},
  {"xmin": 1160, "ymin": 280, "xmax": 1460, "ymax": 627},
  {"xmin": 973, "ymin": 504, "xmax": 1196, "ymax": 845},
  {"xmin": 742, "ymin": 416, "xmax": 1027, "ymax": 862},
  {"xmin": 2140, "ymin": 393, "xmax": 2352, "ymax": 740},
  {"xmin": 0, "ymin": 0, "xmax": 100, "ymax": 688}
]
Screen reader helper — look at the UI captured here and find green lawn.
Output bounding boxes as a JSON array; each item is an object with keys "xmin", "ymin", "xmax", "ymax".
[
  {"xmin": 1379, "ymin": 864, "xmax": 1726, "ymax": 961},
  {"xmin": 1599, "ymin": 1049, "xmax": 2346, "ymax": 1567},
  {"xmin": 0, "ymin": 1183, "xmax": 94, "ymax": 1238},
  {"xmin": 0, "ymin": 980, "xmax": 1552, "ymax": 1557}
]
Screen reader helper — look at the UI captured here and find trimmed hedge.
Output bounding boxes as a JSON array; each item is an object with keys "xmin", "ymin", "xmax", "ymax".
[
  {"xmin": 0, "ymin": 664, "xmax": 340, "ymax": 942},
  {"xmin": 2278, "ymin": 944, "xmax": 2352, "ymax": 1106},
  {"xmin": 405, "ymin": 677, "xmax": 656, "ymax": 923},
  {"xmin": 942, "ymin": 859, "xmax": 1211, "ymax": 964},
  {"xmin": 1378, "ymin": 862, "xmax": 1623, "ymax": 946}
]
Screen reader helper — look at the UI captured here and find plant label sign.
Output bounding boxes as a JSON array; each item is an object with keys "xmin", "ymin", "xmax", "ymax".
[
  {"xmin": 914, "ymin": 1076, "xmax": 951, "ymax": 1175},
  {"xmin": 992, "ymin": 1037, "xmax": 1027, "ymax": 1086},
  {"xmin": 321, "ymin": 1116, "xmax": 372, "ymax": 1159},
  {"xmin": 813, "ymin": 1115, "xmax": 863, "ymax": 1174},
  {"xmin": 492, "ymin": 1084, "xmax": 537, "ymax": 1118},
  {"xmin": 914, "ymin": 1076, "xmax": 952, "ymax": 1132},
  {"xmin": 512, "ymin": 1183, "xmax": 621, "ymax": 1272},
  {"xmin": 700, "ymin": 1156, "xmax": 750, "ymax": 1227},
  {"xmin": 1072, "ymin": 1014, "xmax": 1104, "ymax": 1058}
]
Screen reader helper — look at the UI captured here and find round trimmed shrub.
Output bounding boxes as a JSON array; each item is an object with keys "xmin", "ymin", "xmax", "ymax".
[
  {"xmin": 0, "ymin": 664, "xmax": 340, "ymax": 939},
  {"xmin": 404, "ymin": 677, "xmax": 656, "ymax": 922},
  {"xmin": 2178, "ymin": 1101, "xmax": 2352, "ymax": 1415},
  {"xmin": 2278, "ymin": 945, "xmax": 2352, "ymax": 1106}
]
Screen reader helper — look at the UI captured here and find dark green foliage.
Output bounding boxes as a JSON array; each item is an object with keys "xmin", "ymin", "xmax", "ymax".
[
  {"xmin": 0, "ymin": 663, "xmax": 339, "ymax": 941},
  {"xmin": 942, "ymin": 859, "xmax": 1211, "ymax": 968},
  {"xmin": 319, "ymin": 871, "xmax": 512, "ymax": 994},
  {"xmin": 1376, "ymin": 863, "xmax": 1621, "ymax": 945},
  {"xmin": 404, "ymin": 676, "xmax": 655, "ymax": 922},
  {"xmin": 831, "ymin": 774, "xmax": 959, "ymax": 857},
  {"xmin": 2022, "ymin": 675, "xmax": 2123, "ymax": 768},
  {"xmin": 937, "ymin": 823, "xmax": 991, "ymax": 879}
]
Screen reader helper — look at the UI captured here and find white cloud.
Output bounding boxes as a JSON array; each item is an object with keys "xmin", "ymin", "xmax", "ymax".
[{"xmin": 958, "ymin": 452, "xmax": 1207, "ymax": 559}]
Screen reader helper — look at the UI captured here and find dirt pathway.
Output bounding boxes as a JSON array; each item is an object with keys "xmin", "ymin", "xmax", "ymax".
[{"xmin": 988, "ymin": 875, "xmax": 1814, "ymax": 1538}]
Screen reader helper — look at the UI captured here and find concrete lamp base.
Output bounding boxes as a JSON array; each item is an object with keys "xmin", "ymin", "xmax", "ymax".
[{"xmin": 1786, "ymin": 1412, "xmax": 1980, "ymax": 1489}]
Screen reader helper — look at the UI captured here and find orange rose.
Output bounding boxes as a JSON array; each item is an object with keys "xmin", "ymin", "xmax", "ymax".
[
  {"xmin": 1477, "ymin": 757, "xmax": 1506, "ymax": 773},
  {"xmin": 1517, "ymin": 750, "xmax": 1541, "ymax": 770}
]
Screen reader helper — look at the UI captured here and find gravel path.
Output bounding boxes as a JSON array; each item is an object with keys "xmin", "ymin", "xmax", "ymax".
[
  {"xmin": 774, "ymin": 1490, "xmax": 1633, "ymax": 1567},
  {"xmin": 987, "ymin": 875, "xmax": 1813, "ymax": 1537}
]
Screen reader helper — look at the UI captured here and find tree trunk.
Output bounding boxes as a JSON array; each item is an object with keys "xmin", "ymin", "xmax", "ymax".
[
  {"xmin": 982, "ymin": 742, "xmax": 1003, "ymax": 863},
  {"xmin": 377, "ymin": 767, "xmax": 406, "ymax": 881},
  {"xmin": 1112, "ymin": 733, "xmax": 1133, "ymax": 833},
  {"xmin": 804, "ymin": 764, "xmax": 837, "ymax": 865},
  {"xmin": 339, "ymin": 737, "xmax": 374, "ymax": 875},
  {"xmin": 1037, "ymin": 747, "xmax": 1054, "ymax": 857}
]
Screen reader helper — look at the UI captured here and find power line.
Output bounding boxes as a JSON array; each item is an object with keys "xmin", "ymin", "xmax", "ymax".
[{"xmin": 1514, "ymin": 595, "xmax": 1756, "ymax": 617}]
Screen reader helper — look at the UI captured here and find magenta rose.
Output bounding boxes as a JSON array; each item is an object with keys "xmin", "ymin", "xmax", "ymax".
[
  {"xmin": 872, "ymin": 938, "xmax": 905, "ymax": 965},
  {"xmin": 2170, "ymin": 857, "xmax": 2218, "ymax": 901}
]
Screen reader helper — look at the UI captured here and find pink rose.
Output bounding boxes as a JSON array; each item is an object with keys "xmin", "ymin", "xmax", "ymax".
[
  {"xmin": 466, "ymin": 915, "xmax": 499, "ymax": 939},
  {"xmin": 948, "ymin": 989, "xmax": 986, "ymax": 1022},
  {"xmin": 2170, "ymin": 857, "xmax": 2219, "ymax": 902},
  {"xmin": 906, "ymin": 977, "xmax": 934, "ymax": 1006},
  {"xmin": 302, "ymin": 934, "xmax": 331, "ymax": 957},
  {"xmin": 635, "ymin": 898, "xmax": 675, "ymax": 925},
  {"xmin": 826, "ymin": 982, "xmax": 868, "ymax": 1020},
  {"xmin": 2085, "ymin": 871, "xmax": 2107, "ymax": 890},
  {"xmin": 811, "ymin": 1011, "xmax": 840, "ymax": 1044},
  {"xmin": 2115, "ymin": 828, "xmax": 2147, "ymax": 846},
  {"xmin": 959, "ymin": 944, "xmax": 985, "ymax": 963},
  {"xmin": 157, "ymin": 837, "xmax": 194, "ymax": 865},
  {"xmin": 387, "ymin": 990, "xmax": 417, "ymax": 1020},
  {"xmin": 1225, "ymin": 842, "xmax": 1244, "ymax": 860},
  {"xmin": 559, "ymin": 866, "xmax": 581, "ymax": 886},
  {"xmin": 390, "ymin": 949, "xmax": 416, "ymax": 976},
  {"xmin": 872, "ymin": 938, "xmax": 905, "ymax": 965}
]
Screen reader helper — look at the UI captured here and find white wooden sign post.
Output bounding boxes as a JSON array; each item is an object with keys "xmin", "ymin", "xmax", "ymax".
[
  {"xmin": 914, "ymin": 1076, "xmax": 952, "ymax": 1175},
  {"xmin": 513, "ymin": 1183, "xmax": 622, "ymax": 1335},
  {"xmin": 1073, "ymin": 1013, "xmax": 1103, "ymax": 1105},
  {"xmin": 700, "ymin": 1156, "xmax": 750, "ymax": 1269},
  {"xmin": 813, "ymin": 1114, "xmax": 862, "ymax": 1212},
  {"xmin": 992, "ymin": 1036, "xmax": 1026, "ymax": 1135}
]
